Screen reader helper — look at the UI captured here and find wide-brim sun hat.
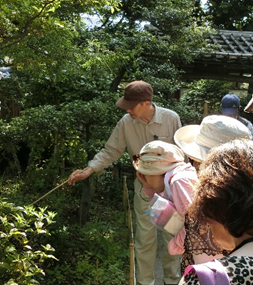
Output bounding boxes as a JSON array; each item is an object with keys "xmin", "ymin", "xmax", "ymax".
[
  {"xmin": 133, "ymin": 140, "xmax": 185, "ymax": 175},
  {"xmin": 174, "ymin": 115, "xmax": 251, "ymax": 162}
]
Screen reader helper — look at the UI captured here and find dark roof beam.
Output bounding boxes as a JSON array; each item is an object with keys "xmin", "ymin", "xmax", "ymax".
[
  {"xmin": 230, "ymin": 34, "xmax": 248, "ymax": 53},
  {"xmin": 214, "ymin": 52, "xmax": 253, "ymax": 57},
  {"xmin": 182, "ymin": 74, "xmax": 253, "ymax": 83},
  {"xmin": 220, "ymin": 33, "xmax": 238, "ymax": 53},
  {"xmin": 209, "ymin": 35, "xmax": 226, "ymax": 53},
  {"xmin": 209, "ymin": 34, "xmax": 219, "ymax": 44},
  {"xmin": 240, "ymin": 36, "xmax": 253, "ymax": 52}
]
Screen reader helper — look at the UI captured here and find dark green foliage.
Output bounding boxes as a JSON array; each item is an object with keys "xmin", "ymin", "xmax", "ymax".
[
  {"xmin": 180, "ymin": 80, "xmax": 233, "ymax": 123},
  {"xmin": 205, "ymin": 0, "xmax": 253, "ymax": 30},
  {"xmin": 0, "ymin": 93, "xmax": 122, "ymax": 188},
  {"xmin": 44, "ymin": 221, "xmax": 129, "ymax": 284},
  {"xmin": 0, "ymin": 169, "xmax": 131, "ymax": 284}
]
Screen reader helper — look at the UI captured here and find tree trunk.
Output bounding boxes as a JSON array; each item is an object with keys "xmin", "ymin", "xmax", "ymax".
[
  {"xmin": 109, "ymin": 67, "xmax": 127, "ymax": 92},
  {"xmin": 79, "ymin": 176, "xmax": 94, "ymax": 226}
]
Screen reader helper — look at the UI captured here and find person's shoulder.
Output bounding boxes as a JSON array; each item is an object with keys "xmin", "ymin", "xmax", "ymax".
[
  {"xmin": 219, "ymin": 255, "xmax": 253, "ymax": 283},
  {"xmin": 171, "ymin": 163, "xmax": 198, "ymax": 184},
  {"xmin": 219, "ymin": 254, "xmax": 253, "ymax": 266},
  {"xmin": 115, "ymin": 113, "xmax": 133, "ymax": 127},
  {"xmin": 179, "ymin": 270, "xmax": 199, "ymax": 285},
  {"xmin": 118, "ymin": 113, "xmax": 131, "ymax": 122},
  {"xmin": 237, "ymin": 115, "xmax": 252, "ymax": 127},
  {"xmin": 155, "ymin": 105, "xmax": 180, "ymax": 118}
]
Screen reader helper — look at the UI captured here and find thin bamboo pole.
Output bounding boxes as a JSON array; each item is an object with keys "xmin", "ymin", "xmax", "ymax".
[
  {"xmin": 123, "ymin": 175, "xmax": 127, "ymax": 213},
  {"xmin": 129, "ymin": 242, "xmax": 135, "ymax": 285},
  {"xmin": 123, "ymin": 174, "xmax": 136, "ymax": 285},
  {"xmin": 203, "ymin": 100, "xmax": 209, "ymax": 117},
  {"xmin": 30, "ymin": 167, "xmax": 88, "ymax": 205}
]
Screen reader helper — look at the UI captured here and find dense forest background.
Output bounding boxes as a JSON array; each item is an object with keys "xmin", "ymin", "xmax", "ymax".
[{"xmin": 1, "ymin": 0, "xmax": 253, "ymax": 284}]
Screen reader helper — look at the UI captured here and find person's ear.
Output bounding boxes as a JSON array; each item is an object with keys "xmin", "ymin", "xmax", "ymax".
[{"xmin": 144, "ymin": 101, "xmax": 151, "ymax": 108}]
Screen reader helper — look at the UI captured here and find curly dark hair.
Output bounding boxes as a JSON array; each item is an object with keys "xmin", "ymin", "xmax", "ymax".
[{"xmin": 189, "ymin": 139, "xmax": 253, "ymax": 238}]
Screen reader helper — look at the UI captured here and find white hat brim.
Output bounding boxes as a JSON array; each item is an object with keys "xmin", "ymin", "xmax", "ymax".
[
  {"xmin": 244, "ymin": 95, "xmax": 253, "ymax": 113},
  {"xmin": 174, "ymin": 125, "xmax": 209, "ymax": 162}
]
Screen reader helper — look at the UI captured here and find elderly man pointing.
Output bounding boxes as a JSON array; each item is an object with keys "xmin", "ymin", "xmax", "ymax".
[{"xmin": 69, "ymin": 80, "xmax": 182, "ymax": 285}]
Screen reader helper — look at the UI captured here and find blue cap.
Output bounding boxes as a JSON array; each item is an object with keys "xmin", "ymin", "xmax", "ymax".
[{"xmin": 221, "ymin": 94, "xmax": 240, "ymax": 116}]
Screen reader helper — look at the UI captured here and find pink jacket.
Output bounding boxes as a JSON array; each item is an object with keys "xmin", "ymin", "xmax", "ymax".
[
  {"xmin": 164, "ymin": 163, "xmax": 198, "ymax": 255},
  {"xmin": 143, "ymin": 163, "xmax": 198, "ymax": 255}
]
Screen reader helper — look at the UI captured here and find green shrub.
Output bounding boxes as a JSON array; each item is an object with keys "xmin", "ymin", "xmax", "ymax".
[
  {"xmin": 43, "ymin": 221, "xmax": 129, "ymax": 285},
  {"xmin": 0, "ymin": 199, "xmax": 57, "ymax": 284}
]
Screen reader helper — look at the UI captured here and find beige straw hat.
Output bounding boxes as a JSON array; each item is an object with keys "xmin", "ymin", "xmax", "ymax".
[
  {"xmin": 174, "ymin": 115, "xmax": 251, "ymax": 162},
  {"xmin": 133, "ymin": 140, "xmax": 185, "ymax": 175}
]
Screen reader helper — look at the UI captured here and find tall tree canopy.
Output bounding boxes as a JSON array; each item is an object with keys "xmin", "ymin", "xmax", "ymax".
[
  {"xmin": 0, "ymin": 0, "xmax": 120, "ymax": 77},
  {"xmin": 1, "ymin": 0, "xmax": 212, "ymax": 92},
  {"xmin": 0, "ymin": 0, "xmax": 214, "ymax": 183},
  {"xmin": 204, "ymin": 0, "xmax": 253, "ymax": 30}
]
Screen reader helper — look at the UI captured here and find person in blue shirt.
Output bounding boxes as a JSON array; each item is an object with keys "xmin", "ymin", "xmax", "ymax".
[{"xmin": 221, "ymin": 93, "xmax": 253, "ymax": 138}]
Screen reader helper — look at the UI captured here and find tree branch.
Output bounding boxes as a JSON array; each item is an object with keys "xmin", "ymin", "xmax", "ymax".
[{"xmin": 0, "ymin": 0, "xmax": 58, "ymax": 49}]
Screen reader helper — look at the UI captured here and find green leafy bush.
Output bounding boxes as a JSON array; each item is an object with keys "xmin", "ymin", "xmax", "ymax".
[
  {"xmin": 0, "ymin": 199, "xmax": 57, "ymax": 284},
  {"xmin": 44, "ymin": 222, "xmax": 129, "ymax": 285},
  {"xmin": 0, "ymin": 172, "xmax": 131, "ymax": 285}
]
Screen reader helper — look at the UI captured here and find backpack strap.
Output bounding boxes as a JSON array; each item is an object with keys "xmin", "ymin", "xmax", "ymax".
[{"xmin": 184, "ymin": 259, "xmax": 230, "ymax": 285}]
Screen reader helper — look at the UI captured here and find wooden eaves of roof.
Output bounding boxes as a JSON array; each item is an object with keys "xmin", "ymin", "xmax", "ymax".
[{"xmin": 180, "ymin": 30, "xmax": 253, "ymax": 83}]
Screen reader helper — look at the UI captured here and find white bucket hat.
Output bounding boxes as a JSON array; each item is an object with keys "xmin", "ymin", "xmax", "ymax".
[
  {"xmin": 174, "ymin": 115, "xmax": 251, "ymax": 162},
  {"xmin": 133, "ymin": 140, "xmax": 185, "ymax": 175}
]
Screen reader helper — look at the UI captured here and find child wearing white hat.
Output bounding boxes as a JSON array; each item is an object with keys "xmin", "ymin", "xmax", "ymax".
[
  {"xmin": 134, "ymin": 115, "xmax": 252, "ymax": 274},
  {"xmin": 133, "ymin": 140, "xmax": 198, "ymax": 262}
]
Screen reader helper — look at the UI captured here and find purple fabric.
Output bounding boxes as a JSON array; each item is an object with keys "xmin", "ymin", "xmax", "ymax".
[{"xmin": 184, "ymin": 259, "xmax": 230, "ymax": 285}]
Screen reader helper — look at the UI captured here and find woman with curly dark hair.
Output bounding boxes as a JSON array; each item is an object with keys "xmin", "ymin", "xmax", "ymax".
[{"xmin": 180, "ymin": 139, "xmax": 253, "ymax": 284}]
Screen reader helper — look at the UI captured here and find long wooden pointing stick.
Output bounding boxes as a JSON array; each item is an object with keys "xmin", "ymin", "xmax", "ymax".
[{"xmin": 30, "ymin": 167, "xmax": 88, "ymax": 206}]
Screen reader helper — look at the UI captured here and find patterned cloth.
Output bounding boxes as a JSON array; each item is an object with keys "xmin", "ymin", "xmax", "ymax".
[
  {"xmin": 179, "ymin": 255, "xmax": 253, "ymax": 284},
  {"xmin": 181, "ymin": 214, "xmax": 228, "ymax": 274}
]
